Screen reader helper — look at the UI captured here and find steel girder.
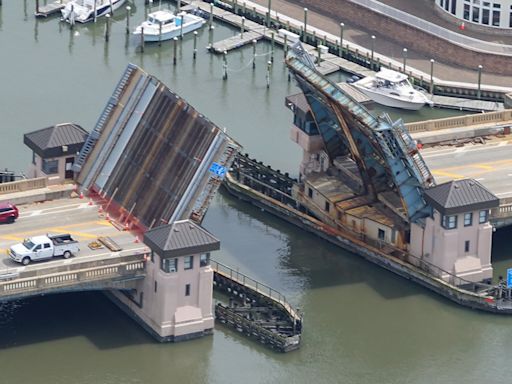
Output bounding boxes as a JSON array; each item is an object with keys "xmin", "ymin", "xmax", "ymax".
[{"xmin": 286, "ymin": 50, "xmax": 434, "ymax": 223}]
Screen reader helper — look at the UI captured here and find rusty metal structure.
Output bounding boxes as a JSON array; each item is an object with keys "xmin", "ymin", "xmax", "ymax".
[
  {"xmin": 75, "ymin": 64, "xmax": 241, "ymax": 229},
  {"xmin": 286, "ymin": 43, "xmax": 434, "ymax": 223}
]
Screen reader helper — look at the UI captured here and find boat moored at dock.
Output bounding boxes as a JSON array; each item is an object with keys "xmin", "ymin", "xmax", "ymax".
[
  {"xmin": 352, "ymin": 69, "xmax": 433, "ymax": 110},
  {"xmin": 61, "ymin": 0, "xmax": 126, "ymax": 24},
  {"xmin": 133, "ymin": 10, "xmax": 205, "ymax": 42}
]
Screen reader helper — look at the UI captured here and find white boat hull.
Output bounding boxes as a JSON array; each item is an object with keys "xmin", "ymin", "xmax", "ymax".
[
  {"xmin": 354, "ymin": 85, "xmax": 427, "ymax": 110},
  {"xmin": 133, "ymin": 17, "xmax": 205, "ymax": 42},
  {"xmin": 61, "ymin": 0, "xmax": 126, "ymax": 24}
]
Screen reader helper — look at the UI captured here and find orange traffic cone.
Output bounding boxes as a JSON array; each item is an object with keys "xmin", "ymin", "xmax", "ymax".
[
  {"xmin": 88, "ymin": 199, "xmax": 93, "ymax": 206},
  {"xmin": 134, "ymin": 235, "xmax": 140, "ymax": 243},
  {"xmin": 79, "ymin": 191, "xmax": 84, "ymax": 199}
]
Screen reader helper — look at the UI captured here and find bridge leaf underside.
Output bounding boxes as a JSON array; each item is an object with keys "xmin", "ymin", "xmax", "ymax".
[
  {"xmin": 77, "ymin": 65, "xmax": 241, "ymax": 229},
  {"xmin": 287, "ymin": 55, "xmax": 433, "ymax": 223}
]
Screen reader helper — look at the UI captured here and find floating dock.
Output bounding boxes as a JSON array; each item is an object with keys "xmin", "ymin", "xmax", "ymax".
[
  {"xmin": 210, "ymin": 30, "xmax": 264, "ymax": 53},
  {"xmin": 35, "ymin": 0, "xmax": 70, "ymax": 18}
]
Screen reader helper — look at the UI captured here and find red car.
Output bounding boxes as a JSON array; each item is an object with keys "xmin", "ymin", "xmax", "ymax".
[{"xmin": 0, "ymin": 202, "xmax": 18, "ymax": 224}]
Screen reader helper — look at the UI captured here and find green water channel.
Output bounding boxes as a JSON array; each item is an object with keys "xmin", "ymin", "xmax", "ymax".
[{"xmin": 0, "ymin": 1, "xmax": 511, "ymax": 383}]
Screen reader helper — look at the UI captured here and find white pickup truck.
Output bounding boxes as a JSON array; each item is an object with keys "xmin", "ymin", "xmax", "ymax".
[{"xmin": 9, "ymin": 234, "xmax": 80, "ymax": 265}]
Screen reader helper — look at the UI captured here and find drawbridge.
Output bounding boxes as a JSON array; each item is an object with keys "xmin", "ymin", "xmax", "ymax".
[{"xmin": 286, "ymin": 43, "xmax": 434, "ymax": 223}]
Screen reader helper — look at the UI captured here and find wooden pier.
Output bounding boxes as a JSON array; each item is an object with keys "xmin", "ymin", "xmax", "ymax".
[
  {"xmin": 180, "ymin": 0, "xmax": 507, "ymax": 111},
  {"xmin": 212, "ymin": 260, "xmax": 302, "ymax": 353},
  {"xmin": 210, "ymin": 30, "xmax": 264, "ymax": 53},
  {"xmin": 35, "ymin": 0, "xmax": 70, "ymax": 18}
]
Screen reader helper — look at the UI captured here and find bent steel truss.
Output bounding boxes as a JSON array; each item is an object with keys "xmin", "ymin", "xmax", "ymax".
[{"xmin": 286, "ymin": 44, "xmax": 434, "ymax": 223}]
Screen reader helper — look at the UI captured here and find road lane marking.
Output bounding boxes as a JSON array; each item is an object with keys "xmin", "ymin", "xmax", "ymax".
[
  {"xmin": 472, "ymin": 164, "xmax": 494, "ymax": 170},
  {"xmin": 431, "ymin": 170, "xmax": 465, "ymax": 179}
]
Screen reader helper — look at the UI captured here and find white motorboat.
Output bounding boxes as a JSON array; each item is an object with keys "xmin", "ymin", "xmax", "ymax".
[
  {"xmin": 61, "ymin": 0, "xmax": 126, "ymax": 24},
  {"xmin": 352, "ymin": 69, "xmax": 433, "ymax": 110},
  {"xmin": 133, "ymin": 10, "xmax": 205, "ymax": 42}
]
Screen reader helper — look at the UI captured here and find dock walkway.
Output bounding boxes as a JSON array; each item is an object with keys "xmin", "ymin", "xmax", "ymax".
[
  {"xmin": 35, "ymin": 0, "xmax": 70, "ymax": 18},
  {"xmin": 182, "ymin": 0, "xmax": 509, "ymax": 110}
]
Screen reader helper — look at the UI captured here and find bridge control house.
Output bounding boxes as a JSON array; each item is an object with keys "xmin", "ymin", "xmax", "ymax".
[
  {"xmin": 411, "ymin": 179, "xmax": 500, "ymax": 283},
  {"xmin": 24, "ymin": 123, "xmax": 88, "ymax": 185},
  {"xmin": 111, "ymin": 220, "xmax": 219, "ymax": 341}
]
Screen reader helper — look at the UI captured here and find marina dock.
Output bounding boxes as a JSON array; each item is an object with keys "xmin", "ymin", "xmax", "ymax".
[
  {"xmin": 182, "ymin": 0, "xmax": 508, "ymax": 110},
  {"xmin": 35, "ymin": 0, "xmax": 70, "ymax": 18}
]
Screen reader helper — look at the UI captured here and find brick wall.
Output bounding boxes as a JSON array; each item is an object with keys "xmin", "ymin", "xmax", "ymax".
[{"xmin": 289, "ymin": 0, "xmax": 512, "ymax": 76}]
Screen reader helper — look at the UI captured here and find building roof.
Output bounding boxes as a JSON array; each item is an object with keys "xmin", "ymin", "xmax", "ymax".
[
  {"xmin": 285, "ymin": 93, "xmax": 311, "ymax": 114},
  {"xmin": 424, "ymin": 178, "xmax": 499, "ymax": 215},
  {"xmin": 24, "ymin": 123, "xmax": 88, "ymax": 159},
  {"xmin": 144, "ymin": 219, "xmax": 220, "ymax": 258}
]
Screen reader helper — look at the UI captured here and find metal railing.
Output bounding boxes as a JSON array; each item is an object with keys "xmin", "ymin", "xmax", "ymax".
[
  {"xmin": 211, "ymin": 259, "xmax": 301, "ymax": 322},
  {"xmin": 230, "ymin": 170, "xmax": 504, "ymax": 299},
  {"xmin": 351, "ymin": 0, "xmax": 512, "ymax": 56},
  {"xmin": 0, "ymin": 177, "xmax": 48, "ymax": 195}
]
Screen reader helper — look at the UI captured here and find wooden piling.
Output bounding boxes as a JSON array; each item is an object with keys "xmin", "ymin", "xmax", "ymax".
[
  {"xmin": 209, "ymin": 3, "xmax": 213, "ymax": 29},
  {"xmin": 271, "ymin": 32, "xmax": 274, "ymax": 63},
  {"xmin": 252, "ymin": 39, "xmax": 257, "ymax": 69},
  {"xmin": 125, "ymin": 6, "xmax": 131, "ymax": 35},
  {"xmin": 193, "ymin": 31, "xmax": 198, "ymax": 60},
  {"xmin": 140, "ymin": 26, "xmax": 145, "ymax": 53},
  {"xmin": 173, "ymin": 37, "xmax": 178, "ymax": 65},
  {"xmin": 223, "ymin": 51, "xmax": 228, "ymax": 80},
  {"xmin": 180, "ymin": 14, "xmax": 184, "ymax": 39},
  {"xmin": 159, "ymin": 21, "xmax": 162, "ymax": 46},
  {"xmin": 105, "ymin": 13, "xmax": 111, "ymax": 42},
  {"xmin": 266, "ymin": 61, "xmax": 271, "ymax": 88}
]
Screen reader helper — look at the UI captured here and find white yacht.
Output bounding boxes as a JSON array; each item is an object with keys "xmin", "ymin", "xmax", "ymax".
[
  {"xmin": 352, "ymin": 69, "xmax": 433, "ymax": 110},
  {"xmin": 133, "ymin": 10, "xmax": 205, "ymax": 42},
  {"xmin": 61, "ymin": 0, "xmax": 126, "ymax": 24}
]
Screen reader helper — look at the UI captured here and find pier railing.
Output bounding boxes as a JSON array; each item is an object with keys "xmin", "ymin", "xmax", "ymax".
[
  {"xmin": 211, "ymin": 259, "xmax": 301, "ymax": 322},
  {"xmin": 0, "ymin": 177, "xmax": 47, "ymax": 195},
  {"xmin": 230, "ymin": 158, "xmax": 506, "ymax": 300},
  {"xmin": 405, "ymin": 110, "xmax": 512, "ymax": 133}
]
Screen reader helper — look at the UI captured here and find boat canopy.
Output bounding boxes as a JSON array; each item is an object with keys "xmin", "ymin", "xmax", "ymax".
[
  {"xmin": 148, "ymin": 10, "xmax": 175, "ymax": 23},
  {"xmin": 375, "ymin": 69, "xmax": 408, "ymax": 83}
]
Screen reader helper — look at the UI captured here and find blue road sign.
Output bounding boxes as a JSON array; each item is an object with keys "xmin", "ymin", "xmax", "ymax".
[
  {"xmin": 507, "ymin": 268, "xmax": 512, "ymax": 288},
  {"xmin": 209, "ymin": 162, "xmax": 227, "ymax": 178}
]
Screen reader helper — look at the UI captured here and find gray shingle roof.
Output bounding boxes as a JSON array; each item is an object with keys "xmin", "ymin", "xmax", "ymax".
[
  {"xmin": 24, "ymin": 123, "xmax": 88, "ymax": 158},
  {"xmin": 285, "ymin": 93, "xmax": 310, "ymax": 113},
  {"xmin": 144, "ymin": 220, "xmax": 220, "ymax": 258},
  {"xmin": 424, "ymin": 178, "xmax": 499, "ymax": 215}
]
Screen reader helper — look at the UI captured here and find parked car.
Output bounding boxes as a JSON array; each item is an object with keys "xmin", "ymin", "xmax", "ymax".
[
  {"xmin": 0, "ymin": 202, "xmax": 18, "ymax": 224},
  {"xmin": 9, "ymin": 234, "xmax": 80, "ymax": 265}
]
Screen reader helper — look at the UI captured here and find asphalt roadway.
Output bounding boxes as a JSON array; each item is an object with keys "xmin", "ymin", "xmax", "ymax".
[
  {"xmin": 422, "ymin": 137, "xmax": 512, "ymax": 198},
  {"xmin": 0, "ymin": 199, "xmax": 147, "ymax": 274}
]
